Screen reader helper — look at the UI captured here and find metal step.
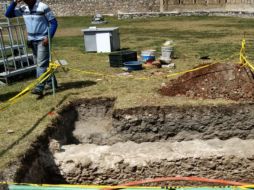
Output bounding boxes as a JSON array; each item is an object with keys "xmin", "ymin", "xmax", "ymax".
[
  {"xmin": 0, "ymin": 44, "xmax": 24, "ymax": 51},
  {"xmin": 0, "ymin": 22, "xmax": 9, "ymax": 25},
  {"xmin": 0, "ymin": 53, "xmax": 33, "ymax": 66},
  {"xmin": 0, "ymin": 64, "xmax": 36, "ymax": 77}
]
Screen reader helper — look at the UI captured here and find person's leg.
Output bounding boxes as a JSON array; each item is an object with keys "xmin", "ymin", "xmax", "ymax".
[
  {"xmin": 31, "ymin": 41, "xmax": 43, "ymax": 95},
  {"xmin": 34, "ymin": 40, "xmax": 50, "ymax": 92},
  {"xmin": 30, "ymin": 41, "xmax": 38, "ymax": 64}
]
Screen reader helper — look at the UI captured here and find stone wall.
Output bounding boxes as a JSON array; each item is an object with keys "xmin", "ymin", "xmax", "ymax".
[
  {"xmin": 41, "ymin": 0, "xmax": 254, "ymax": 16},
  {"xmin": 42, "ymin": 0, "xmax": 160, "ymax": 16},
  {"xmin": 3, "ymin": 0, "xmax": 254, "ymax": 16},
  {"xmin": 162, "ymin": 0, "xmax": 254, "ymax": 12},
  {"xmin": 118, "ymin": 11, "xmax": 254, "ymax": 19}
]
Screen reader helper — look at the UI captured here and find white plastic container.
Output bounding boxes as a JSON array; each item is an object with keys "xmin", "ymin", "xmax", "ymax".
[{"xmin": 160, "ymin": 46, "xmax": 173, "ymax": 63}]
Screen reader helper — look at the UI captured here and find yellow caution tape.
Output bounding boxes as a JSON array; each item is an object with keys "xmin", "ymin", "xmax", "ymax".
[
  {"xmin": 166, "ymin": 63, "xmax": 218, "ymax": 78},
  {"xmin": 0, "ymin": 62, "xmax": 60, "ymax": 111},
  {"xmin": 0, "ymin": 39, "xmax": 250, "ymax": 112},
  {"xmin": 0, "ymin": 182, "xmax": 159, "ymax": 189},
  {"xmin": 67, "ymin": 63, "xmax": 222, "ymax": 80},
  {"xmin": 240, "ymin": 185, "xmax": 254, "ymax": 189},
  {"xmin": 0, "ymin": 181, "xmax": 252, "ymax": 189},
  {"xmin": 66, "ymin": 66, "xmax": 149, "ymax": 80},
  {"xmin": 239, "ymin": 38, "xmax": 254, "ymax": 72}
]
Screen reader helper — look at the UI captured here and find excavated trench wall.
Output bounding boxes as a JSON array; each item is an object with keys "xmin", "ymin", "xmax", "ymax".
[{"xmin": 14, "ymin": 98, "xmax": 254, "ymax": 185}]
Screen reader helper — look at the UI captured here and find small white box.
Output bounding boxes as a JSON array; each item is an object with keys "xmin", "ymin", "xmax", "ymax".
[{"xmin": 81, "ymin": 27, "xmax": 120, "ymax": 53}]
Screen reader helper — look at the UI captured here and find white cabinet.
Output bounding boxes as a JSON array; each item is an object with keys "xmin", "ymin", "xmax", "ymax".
[{"xmin": 81, "ymin": 27, "xmax": 120, "ymax": 53}]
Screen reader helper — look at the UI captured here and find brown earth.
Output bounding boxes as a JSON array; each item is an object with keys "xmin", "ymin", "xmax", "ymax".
[{"xmin": 160, "ymin": 63, "xmax": 254, "ymax": 101}]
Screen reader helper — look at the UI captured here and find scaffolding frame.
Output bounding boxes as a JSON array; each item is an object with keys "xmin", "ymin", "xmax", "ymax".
[{"xmin": 0, "ymin": 2, "xmax": 36, "ymax": 84}]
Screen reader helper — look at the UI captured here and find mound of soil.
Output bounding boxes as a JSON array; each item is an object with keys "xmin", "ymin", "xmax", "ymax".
[{"xmin": 160, "ymin": 63, "xmax": 254, "ymax": 101}]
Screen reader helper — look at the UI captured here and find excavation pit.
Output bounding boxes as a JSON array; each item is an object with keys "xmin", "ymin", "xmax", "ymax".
[{"xmin": 15, "ymin": 97, "xmax": 254, "ymax": 186}]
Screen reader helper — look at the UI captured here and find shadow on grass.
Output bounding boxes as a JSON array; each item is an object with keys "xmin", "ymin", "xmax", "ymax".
[
  {"xmin": 59, "ymin": 80, "xmax": 96, "ymax": 91},
  {"xmin": 0, "ymin": 94, "xmax": 69, "ymax": 158},
  {"xmin": 0, "ymin": 91, "xmax": 20, "ymax": 102},
  {"xmin": 119, "ymin": 48, "xmax": 131, "ymax": 51},
  {"xmin": 0, "ymin": 80, "xmax": 96, "ymax": 158},
  {"xmin": 43, "ymin": 80, "xmax": 97, "ymax": 97}
]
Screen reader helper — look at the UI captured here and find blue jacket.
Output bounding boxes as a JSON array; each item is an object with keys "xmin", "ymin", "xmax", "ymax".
[{"xmin": 5, "ymin": 0, "xmax": 58, "ymax": 41}]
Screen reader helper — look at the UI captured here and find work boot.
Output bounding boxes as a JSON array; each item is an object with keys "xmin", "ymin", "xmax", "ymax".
[
  {"xmin": 45, "ymin": 76, "xmax": 58, "ymax": 90},
  {"xmin": 45, "ymin": 82, "xmax": 58, "ymax": 90},
  {"xmin": 31, "ymin": 88, "xmax": 43, "ymax": 96}
]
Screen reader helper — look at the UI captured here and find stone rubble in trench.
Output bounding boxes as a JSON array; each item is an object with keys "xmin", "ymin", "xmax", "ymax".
[
  {"xmin": 54, "ymin": 139, "xmax": 254, "ymax": 171},
  {"xmin": 51, "ymin": 114, "xmax": 254, "ymax": 184}
]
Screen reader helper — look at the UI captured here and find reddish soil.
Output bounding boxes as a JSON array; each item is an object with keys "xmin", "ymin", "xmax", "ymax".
[{"xmin": 160, "ymin": 63, "xmax": 254, "ymax": 101}]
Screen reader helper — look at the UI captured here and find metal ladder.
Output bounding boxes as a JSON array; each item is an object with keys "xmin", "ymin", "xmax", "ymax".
[{"xmin": 0, "ymin": 2, "xmax": 36, "ymax": 84}]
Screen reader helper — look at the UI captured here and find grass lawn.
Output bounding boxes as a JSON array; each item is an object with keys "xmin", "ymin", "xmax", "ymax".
[{"xmin": 0, "ymin": 15, "xmax": 254, "ymax": 173}]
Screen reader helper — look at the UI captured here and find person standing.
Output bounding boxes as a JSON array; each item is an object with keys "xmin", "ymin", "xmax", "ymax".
[{"xmin": 5, "ymin": 0, "xmax": 58, "ymax": 96}]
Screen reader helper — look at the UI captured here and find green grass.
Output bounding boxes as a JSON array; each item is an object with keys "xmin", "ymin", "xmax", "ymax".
[
  {"xmin": 57, "ymin": 16, "xmax": 92, "ymax": 28},
  {"xmin": 0, "ymin": 15, "xmax": 252, "ymax": 174},
  {"xmin": 53, "ymin": 36, "xmax": 84, "ymax": 49}
]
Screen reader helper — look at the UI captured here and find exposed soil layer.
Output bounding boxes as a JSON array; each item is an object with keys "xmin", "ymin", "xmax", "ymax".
[
  {"xmin": 160, "ymin": 63, "xmax": 254, "ymax": 101},
  {"xmin": 7, "ymin": 98, "xmax": 254, "ymax": 185},
  {"xmin": 110, "ymin": 104, "xmax": 254, "ymax": 143}
]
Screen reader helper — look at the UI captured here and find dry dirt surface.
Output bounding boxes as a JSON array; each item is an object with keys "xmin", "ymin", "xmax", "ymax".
[{"xmin": 160, "ymin": 63, "xmax": 254, "ymax": 101}]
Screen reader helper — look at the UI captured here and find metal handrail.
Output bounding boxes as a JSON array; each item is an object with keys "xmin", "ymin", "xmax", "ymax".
[{"xmin": 0, "ymin": 2, "xmax": 35, "ymax": 84}]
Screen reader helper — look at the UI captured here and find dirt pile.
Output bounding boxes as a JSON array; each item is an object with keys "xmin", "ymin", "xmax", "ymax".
[{"xmin": 160, "ymin": 63, "xmax": 254, "ymax": 101}]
